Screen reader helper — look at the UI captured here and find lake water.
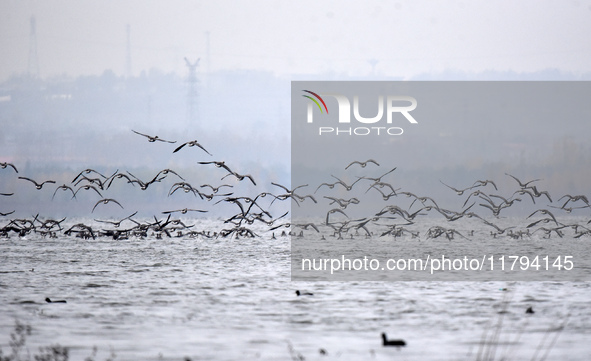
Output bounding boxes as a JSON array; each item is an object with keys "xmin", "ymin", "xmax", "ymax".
[{"xmin": 1, "ymin": 219, "xmax": 590, "ymax": 361}]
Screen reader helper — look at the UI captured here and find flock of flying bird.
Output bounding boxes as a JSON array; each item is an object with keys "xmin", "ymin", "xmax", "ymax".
[
  {"xmin": 295, "ymin": 162, "xmax": 591, "ymax": 241},
  {"xmin": 1, "ymin": 130, "xmax": 591, "ymax": 241}
]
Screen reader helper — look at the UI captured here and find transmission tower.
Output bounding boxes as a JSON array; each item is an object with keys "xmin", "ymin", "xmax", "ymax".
[
  {"xmin": 205, "ymin": 31, "xmax": 211, "ymax": 87},
  {"xmin": 125, "ymin": 24, "xmax": 132, "ymax": 77},
  {"xmin": 184, "ymin": 57, "xmax": 200, "ymax": 126},
  {"xmin": 27, "ymin": 16, "xmax": 39, "ymax": 77}
]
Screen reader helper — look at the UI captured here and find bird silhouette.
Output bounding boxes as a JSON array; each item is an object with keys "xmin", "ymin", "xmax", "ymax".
[
  {"xmin": 45, "ymin": 297, "xmax": 67, "ymax": 304},
  {"xmin": 345, "ymin": 159, "xmax": 380, "ymax": 170},
  {"xmin": 173, "ymin": 140, "xmax": 212, "ymax": 155},
  {"xmin": 18, "ymin": 177, "xmax": 56, "ymax": 190},
  {"xmin": 132, "ymin": 129, "xmax": 177, "ymax": 143},
  {"xmin": 0, "ymin": 162, "xmax": 18, "ymax": 173},
  {"xmin": 381, "ymin": 333, "xmax": 406, "ymax": 347},
  {"xmin": 92, "ymin": 198, "xmax": 124, "ymax": 213}
]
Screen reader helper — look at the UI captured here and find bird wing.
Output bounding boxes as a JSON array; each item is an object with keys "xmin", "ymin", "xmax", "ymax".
[
  {"xmin": 132, "ymin": 129, "xmax": 151, "ymax": 138},
  {"xmin": 195, "ymin": 142, "xmax": 212, "ymax": 156},
  {"xmin": 173, "ymin": 142, "xmax": 188, "ymax": 153}
]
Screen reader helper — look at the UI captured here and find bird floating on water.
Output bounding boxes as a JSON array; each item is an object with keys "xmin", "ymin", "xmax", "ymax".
[
  {"xmin": 381, "ymin": 333, "xmax": 406, "ymax": 347},
  {"xmin": 295, "ymin": 290, "xmax": 314, "ymax": 296},
  {"xmin": 45, "ymin": 297, "xmax": 67, "ymax": 304}
]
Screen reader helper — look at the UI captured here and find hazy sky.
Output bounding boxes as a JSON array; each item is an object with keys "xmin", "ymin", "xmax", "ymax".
[{"xmin": 1, "ymin": 0, "xmax": 591, "ymax": 81}]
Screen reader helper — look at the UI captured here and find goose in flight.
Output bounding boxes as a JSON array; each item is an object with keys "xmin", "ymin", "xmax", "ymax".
[
  {"xmin": 472, "ymin": 179, "xmax": 498, "ymax": 191},
  {"xmin": 155, "ymin": 168, "xmax": 185, "ymax": 181},
  {"xmin": 439, "ymin": 180, "xmax": 474, "ymax": 196},
  {"xmin": 52, "ymin": 184, "xmax": 76, "ymax": 200},
  {"xmin": 92, "ymin": 198, "xmax": 124, "ymax": 213},
  {"xmin": 331, "ymin": 175, "xmax": 362, "ymax": 191},
  {"xmin": 132, "ymin": 130, "xmax": 176, "ymax": 143},
  {"xmin": 0, "ymin": 162, "xmax": 18, "ymax": 173},
  {"xmin": 198, "ymin": 161, "xmax": 233, "ymax": 174},
  {"xmin": 18, "ymin": 177, "xmax": 56, "ymax": 190},
  {"xmin": 72, "ymin": 168, "xmax": 109, "ymax": 183},
  {"xmin": 326, "ymin": 208, "xmax": 349, "ymax": 225},
  {"xmin": 505, "ymin": 173, "xmax": 541, "ymax": 189},
  {"xmin": 161, "ymin": 208, "xmax": 208, "ymax": 215},
  {"xmin": 222, "ymin": 171, "xmax": 257, "ymax": 186},
  {"xmin": 345, "ymin": 159, "xmax": 379, "ymax": 170},
  {"xmin": 527, "ymin": 209, "xmax": 559, "ymax": 225},
  {"xmin": 173, "ymin": 140, "xmax": 212, "ymax": 155},
  {"xmin": 94, "ymin": 211, "xmax": 138, "ymax": 227},
  {"xmin": 72, "ymin": 185, "xmax": 104, "ymax": 199},
  {"xmin": 558, "ymin": 194, "xmax": 590, "ymax": 208},
  {"xmin": 200, "ymin": 183, "xmax": 233, "ymax": 193}
]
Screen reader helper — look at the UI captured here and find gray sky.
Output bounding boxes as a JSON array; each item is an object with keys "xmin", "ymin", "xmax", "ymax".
[{"xmin": 1, "ymin": 0, "xmax": 591, "ymax": 80}]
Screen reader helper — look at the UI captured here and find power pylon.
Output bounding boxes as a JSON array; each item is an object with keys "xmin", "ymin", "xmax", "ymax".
[{"xmin": 184, "ymin": 57, "xmax": 200, "ymax": 125}]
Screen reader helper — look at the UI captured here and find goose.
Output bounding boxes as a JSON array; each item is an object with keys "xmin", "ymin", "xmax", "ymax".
[
  {"xmin": 161, "ymin": 208, "xmax": 208, "ymax": 215},
  {"xmin": 221, "ymin": 171, "xmax": 256, "ymax": 186},
  {"xmin": 72, "ymin": 168, "xmax": 108, "ymax": 183},
  {"xmin": 295, "ymin": 290, "xmax": 313, "ymax": 296},
  {"xmin": 18, "ymin": 176, "xmax": 56, "ymax": 190},
  {"xmin": 0, "ymin": 162, "xmax": 18, "ymax": 173},
  {"xmin": 92, "ymin": 198, "xmax": 124, "ymax": 213},
  {"xmin": 472, "ymin": 179, "xmax": 498, "ymax": 191},
  {"xmin": 173, "ymin": 140, "xmax": 212, "ymax": 155},
  {"xmin": 439, "ymin": 180, "xmax": 473, "ymax": 196},
  {"xmin": 72, "ymin": 184, "xmax": 103, "ymax": 198},
  {"xmin": 381, "ymin": 333, "xmax": 406, "ymax": 347},
  {"xmin": 345, "ymin": 159, "xmax": 380, "ymax": 170},
  {"xmin": 52, "ymin": 184, "xmax": 76, "ymax": 200},
  {"xmin": 505, "ymin": 173, "xmax": 541, "ymax": 189},
  {"xmin": 132, "ymin": 129, "xmax": 176, "ymax": 143},
  {"xmin": 200, "ymin": 184, "xmax": 234, "ymax": 193},
  {"xmin": 45, "ymin": 297, "xmax": 67, "ymax": 304}
]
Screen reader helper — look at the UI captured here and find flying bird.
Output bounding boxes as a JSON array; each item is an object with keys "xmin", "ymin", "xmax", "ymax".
[
  {"xmin": 18, "ymin": 176, "xmax": 56, "ymax": 190},
  {"xmin": 155, "ymin": 168, "xmax": 185, "ymax": 181},
  {"xmin": 527, "ymin": 209, "xmax": 559, "ymax": 225},
  {"xmin": 161, "ymin": 208, "xmax": 208, "ymax": 215},
  {"xmin": 472, "ymin": 179, "xmax": 498, "ymax": 191},
  {"xmin": 94, "ymin": 211, "xmax": 138, "ymax": 227},
  {"xmin": 132, "ymin": 130, "xmax": 176, "ymax": 143},
  {"xmin": 92, "ymin": 198, "xmax": 124, "ymax": 213},
  {"xmin": 505, "ymin": 173, "xmax": 541, "ymax": 189},
  {"xmin": 0, "ymin": 162, "xmax": 18, "ymax": 173},
  {"xmin": 439, "ymin": 180, "xmax": 474, "ymax": 196},
  {"xmin": 345, "ymin": 159, "xmax": 380, "ymax": 170},
  {"xmin": 72, "ymin": 168, "xmax": 109, "ymax": 183},
  {"xmin": 558, "ymin": 194, "xmax": 590, "ymax": 208},
  {"xmin": 200, "ymin": 183, "xmax": 233, "ymax": 193},
  {"xmin": 198, "ymin": 161, "xmax": 234, "ymax": 174},
  {"xmin": 52, "ymin": 184, "xmax": 76, "ymax": 200},
  {"xmin": 173, "ymin": 140, "xmax": 212, "ymax": 155},
  {"xmin": 222, "ymin": 172, "xmax": 257, "ymax": 186},
  {"xmin": 72, "ymin": 185, "xmax": 103, "ymax": 198},
  {"xmin": 326, "ymin": 208, "xmax": 349, "ymax": 225}
]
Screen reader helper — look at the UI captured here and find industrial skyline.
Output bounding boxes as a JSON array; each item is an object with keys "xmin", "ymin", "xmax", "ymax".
[{"xmin": 1, "ymin": 1, "xmax": 591, "ymax": 81}]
